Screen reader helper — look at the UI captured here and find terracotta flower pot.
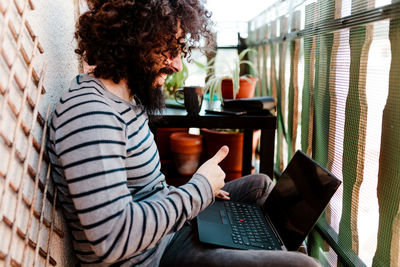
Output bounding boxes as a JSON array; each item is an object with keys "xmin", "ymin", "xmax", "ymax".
[
  {"xmin": 221, "ymin": 77, "xmax": 259, "ymax": 99},
  {"xmin": 202, "ymin": 128, "xmax": 243, "ymax": 175},
  {"xmin": 201, "ymin": 128, "xmax": 261, "ymax": 181},
  {"xmin": 170, "ymin": 132, "xmax": 203, "ymax": 176}
]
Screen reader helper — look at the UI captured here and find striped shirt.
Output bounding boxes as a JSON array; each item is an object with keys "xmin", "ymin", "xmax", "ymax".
[{"xmin": 47, "ymin": 74, "xmax": 214, "ymax": 266}]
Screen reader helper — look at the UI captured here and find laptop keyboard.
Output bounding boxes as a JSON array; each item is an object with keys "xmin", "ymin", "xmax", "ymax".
[{"xmin": 224, "ymin": 202, "xmax": 282, "ymax": 250}]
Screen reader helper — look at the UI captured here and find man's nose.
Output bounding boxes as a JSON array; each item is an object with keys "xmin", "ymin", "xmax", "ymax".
[{"xmin": 168, "ymin": 54, "xmax": 183, "ymax": 73}]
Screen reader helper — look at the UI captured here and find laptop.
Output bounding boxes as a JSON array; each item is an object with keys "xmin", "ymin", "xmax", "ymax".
[{"xmin": 197, "ymin": 150, "xmax": 341, "ymax": 251}]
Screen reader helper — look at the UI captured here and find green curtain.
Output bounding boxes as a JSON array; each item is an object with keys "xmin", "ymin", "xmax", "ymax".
[
  {"xmin": 308, "ymin": 0, "xmax": 335, "ymax": 261},
  {"xmin": 372, "ymin": 17, "xmax": 400, "ymax": 267},
  {"xmin": 247, "ymin": 0, "xmax": 400, "ymax": 265},
  {"xmin": 301, "ymin": 3, "xmax": 317, "ymax": 156},
  {"xmin": 275, "ymin": 16, "xmax": 288, "ymax": 172},
  {"xmin": 287, "ymin": 11, "xmax": 301, "ymax": 161},
  {"xmin": 339, "ymin": 24, "xmax": 372, "ymax": 258}
]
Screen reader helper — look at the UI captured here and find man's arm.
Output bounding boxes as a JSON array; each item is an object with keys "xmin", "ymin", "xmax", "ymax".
[{"xmin": 51, "ymin": 99, "xmax": 215, "ymax": 263}]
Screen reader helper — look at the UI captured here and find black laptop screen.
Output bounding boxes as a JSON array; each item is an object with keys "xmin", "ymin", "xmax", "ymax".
[{"xmin": 263, "ymin": 150, "xmax": 341, "ymax": 251}]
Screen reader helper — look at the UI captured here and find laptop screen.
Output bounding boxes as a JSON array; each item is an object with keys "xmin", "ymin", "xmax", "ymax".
[{"xmin": 263, "ymin": 150, "xmax": 341, "ymax": 251}]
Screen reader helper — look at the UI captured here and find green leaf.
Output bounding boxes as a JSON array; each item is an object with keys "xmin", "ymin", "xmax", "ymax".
[
  {"xmin": 240, "ymin": 60, "xmax": 258, "ymax": 75},
  {"xmin": 238, "ymin": 48, "xmax": 257, "ymax": 60},
  {"xmin": 193, "ymin": 60, "xmax": 207, "ymax": 69}
]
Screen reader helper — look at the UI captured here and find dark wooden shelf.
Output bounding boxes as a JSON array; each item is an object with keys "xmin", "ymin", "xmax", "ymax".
[{"xmin": 150, "ymin": 104, "xmax": 277, "ymax": 178}]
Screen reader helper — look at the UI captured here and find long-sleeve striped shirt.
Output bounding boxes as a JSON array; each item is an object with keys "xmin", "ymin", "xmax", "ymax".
[{"xmin": 47, "ymin": 73, "xmax": 214, "ymax": 266}]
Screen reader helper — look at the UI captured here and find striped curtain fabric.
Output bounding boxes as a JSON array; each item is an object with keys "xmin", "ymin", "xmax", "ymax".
[{"xmin": 247, "ymin": 0, "xmax": 400, "ymax": 266}]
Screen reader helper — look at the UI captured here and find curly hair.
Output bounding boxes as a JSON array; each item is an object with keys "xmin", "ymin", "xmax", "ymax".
[{"xmin": 75, "ymin": 0, "xmax": 213, "ymax": 113}]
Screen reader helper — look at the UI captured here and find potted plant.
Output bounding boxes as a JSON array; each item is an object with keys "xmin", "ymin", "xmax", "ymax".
[
  {"xmin": 194, "ymin": 49, "xmax": 261, "ymax": 181},
  {"xmin": 196, "ymin": 48, "xmax": 258, "ymax": 103},
  {"xmin": 170, "ymin": 132, "xmax": 203, "ymax": 176},
  {"xmin": 201, "ymin": 128, "xmax": 261, "ymax": 181}
]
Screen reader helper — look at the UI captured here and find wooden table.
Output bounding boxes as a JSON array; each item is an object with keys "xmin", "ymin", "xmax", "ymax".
[{"xmin": 149, "ymin": 101, "xmax": 277, "ymax": 178}]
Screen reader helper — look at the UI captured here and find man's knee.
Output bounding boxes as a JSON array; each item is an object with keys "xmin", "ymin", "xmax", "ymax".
[
  {"xmin": 249, "ymin": 251, "xmax": 321, "ymax": 267},
  {"xmin": 243, "ymin": 173, "xmax": 273, "ymax": 189},
  {"xmin": 280, "ymin": 251, "xmax": 322, "ymax": 267},
  {"xmin": 244, "ymin": 173, "xmax": 273, "ymax": 205},
  {"xmin": 257, "ymin": 173, "xmax": 273, "ymax": 187}
]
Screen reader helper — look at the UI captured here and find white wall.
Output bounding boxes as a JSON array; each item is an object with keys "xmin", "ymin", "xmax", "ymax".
[{"xmin": 30, "ymin": 0, "xmax": 79, "ymax": 117}]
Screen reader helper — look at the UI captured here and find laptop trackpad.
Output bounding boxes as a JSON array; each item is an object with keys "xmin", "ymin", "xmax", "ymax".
[
  {"xmin": 198, "ymin": 207, "xmax": 228, "ymax": 224},
  {"xmin": 198, "ymin": 200, "xmax": 229, "ymax": 224}
]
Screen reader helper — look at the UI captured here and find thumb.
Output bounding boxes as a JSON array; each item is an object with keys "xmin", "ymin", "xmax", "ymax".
[{"xmin": 210, "ymin": 145, "xmax": 229, "ymax": 164}]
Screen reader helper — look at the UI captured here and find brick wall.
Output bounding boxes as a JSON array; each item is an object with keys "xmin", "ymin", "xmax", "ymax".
[{"xmin": 0, "ymin": 0, "xmax": 79, "ymax": 266}]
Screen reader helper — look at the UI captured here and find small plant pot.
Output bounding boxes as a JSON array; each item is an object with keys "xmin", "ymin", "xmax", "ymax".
[
  {"xmin": 201, "ymin": 128, "xmax": 243, "ymax": 181},
  {"xmin": 201, "ymin": 128, "xmax": 261, "ymax": 181},
  {"xmin": 170, "ymin": 132, "xmax": 203, "ymax": 176},
  {"xmin": 221, "ymin": 77, "xmax": 259, "ymax": 99}
]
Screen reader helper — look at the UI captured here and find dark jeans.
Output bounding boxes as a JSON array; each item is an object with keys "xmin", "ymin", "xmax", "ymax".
[{"xmin": 159, "ymin": 174, "xmax": 321, "ymax": 267}]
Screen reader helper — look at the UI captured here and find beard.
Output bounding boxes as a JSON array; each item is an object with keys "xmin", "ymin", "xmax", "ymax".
[{"xmin": 126, "ymin": 65, "xmax": 166, "ymax": 117}]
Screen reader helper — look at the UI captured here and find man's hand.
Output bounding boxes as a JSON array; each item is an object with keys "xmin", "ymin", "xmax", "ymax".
[
  {"xmin": 196, "ymin": 146, "xmax": 229, "ymax": 196},
  {"xmin": 216, "ymin": 189, "xmax": 230, "ymax": 200}
]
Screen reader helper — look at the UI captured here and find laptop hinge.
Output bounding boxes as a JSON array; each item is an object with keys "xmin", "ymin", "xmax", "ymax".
[{"xmin": 264, "ymin": 213, "xmax": 285, "ymax": 247}]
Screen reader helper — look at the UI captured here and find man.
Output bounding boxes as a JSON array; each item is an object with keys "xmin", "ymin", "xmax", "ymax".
[{"xmin": 48, "ymin": 0, "xmax": 320, "ymax": 266}]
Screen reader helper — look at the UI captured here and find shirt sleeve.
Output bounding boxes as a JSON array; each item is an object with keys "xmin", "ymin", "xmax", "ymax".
[{"xmin": 51, "ymin": 98, "xmax": 214, "ymax": 264}]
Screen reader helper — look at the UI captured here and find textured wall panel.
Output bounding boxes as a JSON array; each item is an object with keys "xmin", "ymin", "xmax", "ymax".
[{"xmin": 0, "ymin": 0, "xmax": 78, "ymax": 266}]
